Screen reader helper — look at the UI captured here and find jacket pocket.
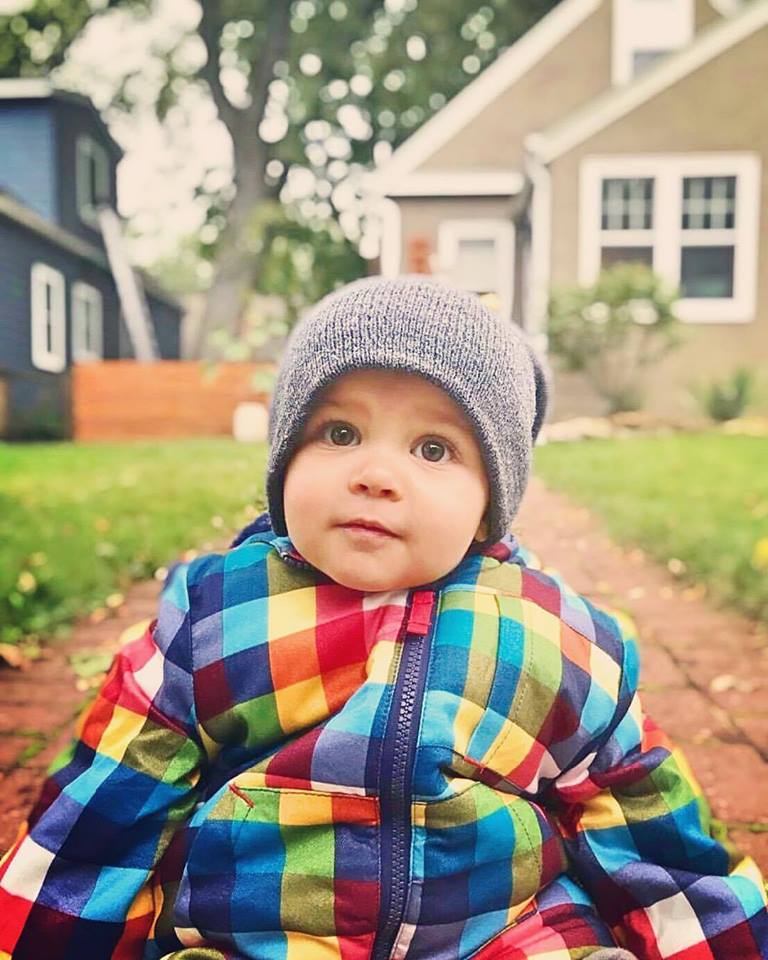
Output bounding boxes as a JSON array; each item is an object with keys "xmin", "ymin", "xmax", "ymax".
[{"xmin": 173, "ymin": 773, "xmax": 381, "ymax": 956}]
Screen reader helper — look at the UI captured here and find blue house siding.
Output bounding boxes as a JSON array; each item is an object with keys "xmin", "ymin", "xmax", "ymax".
[
  {"xmin": 54, "ymin": 100, "xmax": 119, "ymax": 250},
  {"xmin": 0, "ymin": 103, "xmax": 56, "ymax": 221},
  {"xmin": 147, "ymin": 294, "xmax": 182, "ymax": 360},
  {"xmin": 0, "ymin": 215, "xmax": 122, "ymax": 437}
]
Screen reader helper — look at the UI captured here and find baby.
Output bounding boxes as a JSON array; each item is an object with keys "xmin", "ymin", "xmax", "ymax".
[{"xmin": 1, "ymin": 276, "xmax": 766, "ymax": 960}]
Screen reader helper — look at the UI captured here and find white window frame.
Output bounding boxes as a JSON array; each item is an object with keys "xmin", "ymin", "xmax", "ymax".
[
  {"xmin": 71, "ymin": 281, "xmax": 104, "ymax": 362},
  {"xmin": 30, "ymin": 263, "xmax": 66, "ymax": 373},
  {"xmin": 76, "ymin": 135, "xmax": 110, "ymax": 227},
  {"xmin": 612, "ymin": 0, "xmax": 694, "ymax": 85},
  {"xmin": 579, "ymin": 154, "xmax": 761, "ymax": 323},
  {"xmin": 437, "ymin": 219, "xmax": 515, "ymax": 321}
]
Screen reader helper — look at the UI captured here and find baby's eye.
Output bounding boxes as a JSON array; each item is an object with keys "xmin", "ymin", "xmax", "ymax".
[
  {"xmin": 321, "ymin": 422, "xmax": 359, "ymax": 446},
  {"xmin": 414, "ymin": 438, "xmax": 452, "ymax": 463}
]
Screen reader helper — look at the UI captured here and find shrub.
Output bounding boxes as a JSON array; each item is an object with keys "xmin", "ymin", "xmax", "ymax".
[
  {"xmin": 694, "ymin": 368, "xmax": 754, "ymax": 422},
  {"xmin": 547, "ymin": 264, "xmax": 682, "ymax": 413}
]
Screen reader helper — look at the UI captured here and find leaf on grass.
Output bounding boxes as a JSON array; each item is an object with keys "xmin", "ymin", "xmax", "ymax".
[
  {"xmin": 0, "ymin": 643, "xmax": 30, "ymax": 670},
  {"xmin": 119, "ymin": 619, "xmax": 152, "ymax": 647},
  {"xmin": 69, "ymin": 650, "xmax": 113, "ymax": 680},
  {"xmin": 751, "ymin": 538, "xmax": 768, "ymax": 571}
]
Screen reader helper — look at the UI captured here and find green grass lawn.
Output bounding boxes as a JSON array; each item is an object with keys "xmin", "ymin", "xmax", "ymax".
[
  {"xmin": 1, "ymin": 440, "xmax": 267, "ymax": 646},
  {"xmin": 534, "ymin": 432, "xmax": 768, "ymax": 623},
  {"xmin": 2, "ymin": 432, "xmax": 767, "ymax": 649}
]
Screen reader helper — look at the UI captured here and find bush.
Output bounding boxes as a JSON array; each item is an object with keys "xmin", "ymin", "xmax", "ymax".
[
  {"xmin": 547, "ymin": 264, "xmax": 682, "ymax": 413},
  {"xmin": 694, "ymin": 368, "xmax": 754, "ymax": 422}
]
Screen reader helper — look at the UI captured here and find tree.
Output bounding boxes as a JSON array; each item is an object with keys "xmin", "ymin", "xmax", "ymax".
[{"xmin": 2, "ymin": 0, "xmax": 559, "ymax": 356}]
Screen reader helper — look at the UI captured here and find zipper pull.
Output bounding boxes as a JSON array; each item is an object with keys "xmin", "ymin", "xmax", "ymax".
[{"xmin": 406, "ymin": 590, "xmax": 435, "ymax": 636}]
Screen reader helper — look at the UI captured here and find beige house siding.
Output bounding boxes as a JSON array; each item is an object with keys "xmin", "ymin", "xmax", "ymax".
[
  {"xmin": 396, "ymin": 195, "xmax": 518, "ymax": 269},
  {"xmin": 547, "ymin": 26, "xmax": 768, "ymax": 417},
  {"xmin": 694, "ymin": 0, "xmax": 723, "ymax": 31},
  {"xmin": 421, "ymin": 1, "xmax": 613, "ymax": 174}
]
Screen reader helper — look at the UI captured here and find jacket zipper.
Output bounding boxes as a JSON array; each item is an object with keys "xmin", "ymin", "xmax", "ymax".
[{"xmin": 372, "ymin": 589, "xmax": 436, "ymax": 960}]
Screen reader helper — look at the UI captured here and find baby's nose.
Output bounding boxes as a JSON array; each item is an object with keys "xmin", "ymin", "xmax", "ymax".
[{"xmin": 348, "ymin": 461, "xmax": 401, "ymax": 498}]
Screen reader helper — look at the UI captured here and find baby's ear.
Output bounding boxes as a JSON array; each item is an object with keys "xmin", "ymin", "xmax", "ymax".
[
  {"xmin": 528, "ymin": 349, "xmax": 548, "ymax": 443},
  {"xmin": 473, "ymin": 514, "xmax": 489, "ymax": 543}
]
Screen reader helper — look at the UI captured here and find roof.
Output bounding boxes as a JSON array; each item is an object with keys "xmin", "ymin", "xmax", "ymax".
[
  {"xmin": 368, "ymin": 0, "xmax": 603, "ymax": 196},
  {"xmin": 527, "ymin": 0, "xmax": 768, "ymax": 163},
  {"xmin": 0, "ymin": 188, "xmax": 181, "ymax": 311},
  {"xmin": 0, "ymin": 78, "xmax": 122, "ymax": 158}
]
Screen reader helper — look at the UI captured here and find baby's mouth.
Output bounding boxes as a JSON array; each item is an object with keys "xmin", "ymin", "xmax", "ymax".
[{"xmin": 337, "ymin": 520, "xmax": 399, "ymax": 539}]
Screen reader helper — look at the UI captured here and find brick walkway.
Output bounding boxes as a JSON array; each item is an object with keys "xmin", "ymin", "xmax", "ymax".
[{"xmin": 1, "ymin": 479, "xmax": 767, "ymax": 870}]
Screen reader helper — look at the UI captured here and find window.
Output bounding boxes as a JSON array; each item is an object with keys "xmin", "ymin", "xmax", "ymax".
[
  {"xmin": 76, "ymin": 135, "xmax": 110, "ymax": 227},
  {"xmin": 579, "ymin": 155, "xmax": 761, "ymax": 323},
  {"xmin": 679, "ymin": 175, "xmax": 737, "ymax": 299},
  {"xmin": 437, "ymin": 219, "xmax": 515, "ymax": 321},
  {"xmin": 30, "ymin": 263, "xmax": 66, "ymax": 373},
  {"xmin": 612, "ymin": 0, "xmax": 693, "ymax": 85},
  {"xmin": 596, "ymin": 177, "xmax": 655, "ymax": 271},
  {"xmin": 72, "ymin": 282, "xmax": 103, "ymax": 361},
  {"xmin": 631, "ymin": 49, "xmax": 668, "ymax": 77}
]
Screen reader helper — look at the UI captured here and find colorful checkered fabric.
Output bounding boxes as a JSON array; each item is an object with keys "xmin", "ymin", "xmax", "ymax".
[{"xmin": 1, "ymin": 524, "xmax": 766, "ymax": 959}]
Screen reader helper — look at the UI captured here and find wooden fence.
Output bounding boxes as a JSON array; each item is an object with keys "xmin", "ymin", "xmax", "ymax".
[{"xmin": 72, "ymin": 361, "xmax": 272, "ymax": 441}]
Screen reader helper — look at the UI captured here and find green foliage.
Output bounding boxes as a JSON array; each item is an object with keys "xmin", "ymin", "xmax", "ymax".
[
  {"xmin": 0, "ymin": 439, "xmax": 267, "ymax": 645},
  {"xmin": 0, "ymin": 0, "xmax": 148, "ymax": 78},
  {"xmin": 693, "ymin": 368, "xmax": 754, "ymax": 422},
  {"xmin": 2, "ymin": 0, "xmax": 560, "ymax": 306},
  {"xmin": 547, "ymin": 264, "xmax": 682, "ymax": 413},
  {"xmin": 534, "ymin": 432, "xmax": 768, "ymax": 624}
]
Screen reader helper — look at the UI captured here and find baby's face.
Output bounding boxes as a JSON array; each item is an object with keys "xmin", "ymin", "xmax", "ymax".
[{"xmin": 283, "ymin": 369, "xmax": 490, "ymax": 592}]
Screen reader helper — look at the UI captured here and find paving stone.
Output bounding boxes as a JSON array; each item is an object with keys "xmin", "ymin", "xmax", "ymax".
[
  {"xmin": 640, "ymin": 688, "xmax": 732, "ymax": 743},
  {"xmin": 682, "ymin": 742, "xmax": 768, "ymax": 824},
  {"xmin": 0, "ymin": 702, "xmax": 77, "ymax": 734},
  {"xmin": 637, "ymin": 644, "xmax": 687, "ymax": 689},
  {"xmin": 0, "ymin": 768, "xmax": 41, "ymax": 854},
  {"xmin": 730, "ymin": 711, "xmax": 768, "ymax": 754},
  {"xmin": 0, "ymin": 736, "xmax": 36, "ymax": 770}
]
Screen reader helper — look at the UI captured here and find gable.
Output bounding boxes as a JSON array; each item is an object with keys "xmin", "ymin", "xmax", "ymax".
[
  {"xmin": 533, "ymin": 0, "xmax": 768, "ymax": 163},
  {"xmin": 419, "ymin": 0, "xmax": 612, "ymax": 175}
]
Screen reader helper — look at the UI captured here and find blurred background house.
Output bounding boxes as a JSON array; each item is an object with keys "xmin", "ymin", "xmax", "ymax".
[
  {"xmin": 0, "ymin": 79, "xmax": 182, "ymax": 439},
  {"xmin": 367, "ymin": 0, "xmax": 768, "ymax": 419}
]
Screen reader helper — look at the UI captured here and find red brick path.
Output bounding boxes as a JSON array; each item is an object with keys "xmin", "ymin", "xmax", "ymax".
[{"xmin": 1, "ymin": 479, "xmax": 766, "ymax": 869}]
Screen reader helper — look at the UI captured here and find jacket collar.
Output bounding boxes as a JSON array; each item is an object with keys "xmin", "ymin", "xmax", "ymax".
[{"xmin": 230, "ymin": 512, "xmax": 522, "ymax": 582}]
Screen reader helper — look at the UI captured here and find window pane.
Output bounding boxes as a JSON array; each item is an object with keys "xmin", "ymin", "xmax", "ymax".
[
  {"xmin": 682, "ymin": 176, "xmax": 736, "ymax": 230},
  {"xmin": 600, "ymin": 246, "xmax": 653, "ymax": 269},
  {"xmin": 680, "ymin": 246, "xmax": 734, "ymax": 298},
  {"xmin": 453, "ymin": 238, "xmax": 498, "ymax": 293},
  {"xmin": 45, "ymin": 283, "xmax": 54, "ymax": 351},
  {"xmin": 601, "ymin": 178, "xmax": 654, "ymax": 230},
  {"xmin": 632, "ymin": 49, "xmax": 667, "ymax": 77}
]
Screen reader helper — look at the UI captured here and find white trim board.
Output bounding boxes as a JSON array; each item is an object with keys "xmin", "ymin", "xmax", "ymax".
[
  {"xmin": 529, "ymin": 0, "xmax": 768, "ymax": 163},
  {"xmin": 378, "ymin": 198, "xmax": 402, "ymax": 277},
  {"xmin": 372, "ymin": 0, "xmax": 601, "ymax": 186},
  {"xmin": 368, "ymin": 170, "xmax": 525, "ymax": 198},
  {"xmin": 30, "ymin": 263, "xmax": 66, "ymax": 373},
  {"xmin": 579, "ymin": 153, "xmax": 761, "ymax": 323}
]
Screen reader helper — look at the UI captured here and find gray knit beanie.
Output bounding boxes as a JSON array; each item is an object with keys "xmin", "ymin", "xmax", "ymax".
[{"xmin": 267, "ymin": 274, "xmax": 547, "ymax": 546}]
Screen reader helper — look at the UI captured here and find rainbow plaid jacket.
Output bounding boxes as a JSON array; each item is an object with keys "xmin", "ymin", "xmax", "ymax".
[{"xmin": 1, "ymin": 519, "xmax": 766, "ymax": 960}]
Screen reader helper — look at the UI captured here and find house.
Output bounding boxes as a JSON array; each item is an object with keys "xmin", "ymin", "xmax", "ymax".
[
  {"xmin": 367, "ymin": 0, "xmax": 768, "ymax": 417},
  {"xmin": 0, "ymin": 79, "xmax": 183, "ymax": 439}
]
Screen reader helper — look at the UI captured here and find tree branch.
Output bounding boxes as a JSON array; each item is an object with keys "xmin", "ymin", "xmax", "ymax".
[
  {"xmin": 243, "ymin": 0, "xmax": 292, "ymax": 133},
  {"xmin": 198, "ymin": 0, "xmax": 240, "ymax": 135}
]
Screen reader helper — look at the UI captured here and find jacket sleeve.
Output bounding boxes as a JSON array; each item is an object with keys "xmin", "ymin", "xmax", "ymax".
[
  {"xmin": 547, "ymin": 611, "xmax": 768, "ymax": 958},
  {"xmin": 0, "ymin": 562, "xmax": 204, "ymax": 960}
]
